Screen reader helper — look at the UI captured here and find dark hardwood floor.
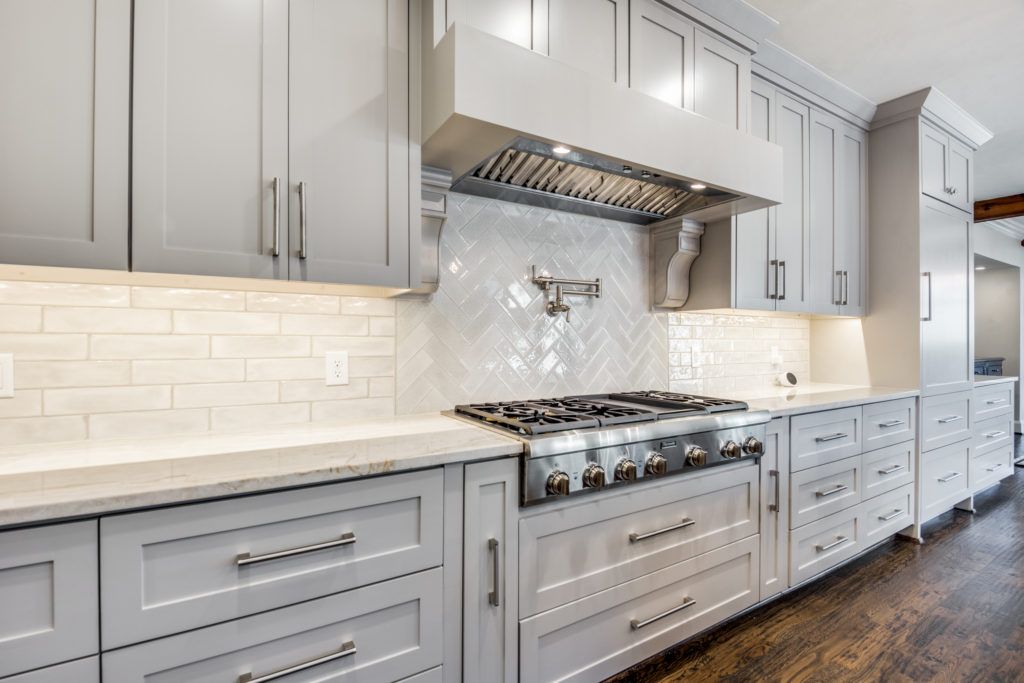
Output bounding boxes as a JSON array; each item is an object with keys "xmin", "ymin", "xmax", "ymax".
[{"xmin": 608, "ymin": 441, "xmax": 1024, "ymax": 683}]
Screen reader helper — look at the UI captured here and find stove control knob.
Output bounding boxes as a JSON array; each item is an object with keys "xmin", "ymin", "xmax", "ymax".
[
  {"xmin": 582, "ymin": 463, "xmax": 606, "ymax": 488},
  {"xmin": 686, "ymin": 446, "xmax": 708, "ymax": 467},
  {"xmin": 546, "ymin": 470, "xmax": 571, "ymax": 496},
  {"xmin": 721, "ymin": 441, "xmax": 742, "ymax": 459},
  {"xmin": 615, "ymin": 459, "xmax": 638, "ymax": 481},
  {"xmin": 743, "ymin": 437, "xmax": 764, "ymax": 455},
  {"xmin": 645, "ymin": 452, "xmax": 669, "ymax": 476}
]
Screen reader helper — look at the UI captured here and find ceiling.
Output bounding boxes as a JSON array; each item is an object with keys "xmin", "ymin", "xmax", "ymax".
[{"xmin": 745, "ymin": 0, "xmax": 1024, "ymax": 201}]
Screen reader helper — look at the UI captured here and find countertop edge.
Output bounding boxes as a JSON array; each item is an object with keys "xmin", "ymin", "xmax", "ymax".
[{"xmin": 746, "ymin": 387, "xmax": 921, "ymax": 418}]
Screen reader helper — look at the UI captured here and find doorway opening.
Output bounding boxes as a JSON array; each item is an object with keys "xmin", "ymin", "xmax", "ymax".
[{"xmin": 974, "ymin": 253, "xmax": 1021, "ymax": 434}]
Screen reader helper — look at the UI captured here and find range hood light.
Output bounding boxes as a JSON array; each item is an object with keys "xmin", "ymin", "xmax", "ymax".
[
  {"xmin": 552, "ymin": 145, "xmax": 572, "ymax": 155},
  {"xmin": 622, "ymin": 165, "xmax": 633, "ymax": 174},
  {"xmin": 690, "ymin": 183, "xmax": 707, "ymax": 191},
  {"xmin": 975, "ymin": 266, "xmax": 986, "ymax": 271},
  {"xmin": 641, "ymin": 170, "xmax": 651, "ymax": 179}
]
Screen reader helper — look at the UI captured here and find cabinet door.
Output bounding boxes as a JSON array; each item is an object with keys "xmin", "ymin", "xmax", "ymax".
[
  {"xmin": 837, "ymin": 125, "xmax": 867, "ymax": 316},
  {"xmin": 775, "ymin": 93, "xmax": 811, "ymax": 313},
  {"xmin": 760, "ymin": 417, "xmax": 790, "ymax": 601},
  {"xmin": 536, "ymin": 0, "xmax": 628, "ymax": 84},
  {"xmin": 808, "ymin": 110, "xmax": 838, "ymax": 314},
  {"xmin": 133, "ymin": 0, "xmax": 289, "ymax": 279},
  {"xmin": 947, "ymin": 138, "xmax": 973, "ymax": 213},
  {"xmin": 289, "ymin": 0, "xmax": 412, "ymax": 287},
  {"xmin": 446, "ymin": 0, "xmax": 534, "ymax": 49},
  {"xmin": 920, "ymin": 197, "xmax": 973, "ymax": 396},
  {"xmin": 920, "ymin": 121, "xmax": 950, "ymax": 204},
  {"xmin": 734, "ymin": 79, "xmax": 776, "ymax": 310},
  {"xmin": 629, "ymin": 0, "xmax": 695, "ymax": 110},
  {"xmin": 694, "ymin": 28, "xmax": 750, "ymax": 131},
  {"xmin": 0, "ymin": 0, "xmax": 129, "ymax": 270},
  {"xmin": 463, "ymin": 460, "xmax": 518, "ymax": 683}
]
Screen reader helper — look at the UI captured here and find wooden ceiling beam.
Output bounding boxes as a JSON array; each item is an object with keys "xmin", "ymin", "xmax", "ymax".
[{"xmin": 975, "ymin": 194, "xmax": 1024, "ymax": 222}]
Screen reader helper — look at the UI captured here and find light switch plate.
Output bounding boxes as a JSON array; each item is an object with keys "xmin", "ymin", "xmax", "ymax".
[
  {"xmin": 0, "ymin": 353, "xmax": 13, "ymax": 398},
  {"xmin": 325, "ymin": 351, "xmax": 349, "ymax": 386}
]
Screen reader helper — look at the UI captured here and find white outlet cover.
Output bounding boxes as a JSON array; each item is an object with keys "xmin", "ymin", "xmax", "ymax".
[
  {"xmin": 0, "ymin": 353, "xmax": 12, "ymax": 398},
  {"xmin": 325, "ymin": 351, "xmax": 350, "ymax": 386}
]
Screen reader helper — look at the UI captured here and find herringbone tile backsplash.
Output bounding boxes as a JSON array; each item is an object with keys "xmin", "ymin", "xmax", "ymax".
[{"xmin": 397, "ymin": 193, "xmax": 671, "ymax": 413}]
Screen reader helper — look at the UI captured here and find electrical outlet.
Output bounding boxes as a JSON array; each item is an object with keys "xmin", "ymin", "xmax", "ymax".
[
  {"xmin": 325, "ymin": 351, "xmax": 349, "ymax": 386},
  {"xmin": 0, "ymin": 354, "xmax": 12, "ymax": 398}
]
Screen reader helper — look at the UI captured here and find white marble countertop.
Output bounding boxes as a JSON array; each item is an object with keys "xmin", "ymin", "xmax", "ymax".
[
  {"xmin": 974, "ymin": 375, "xmax": 1019, "ymax": 385},
  {"xmin": 0, "ymin": 413, "xmax": 522, "ymax": 527},
  {"xmin": 738, "ymin": 383, "xmax": 920, "ymax": 418}
]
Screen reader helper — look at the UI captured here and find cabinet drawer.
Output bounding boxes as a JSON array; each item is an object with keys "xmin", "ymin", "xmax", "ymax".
[
  {"xmin": 3, "ymin": 657, "xmax": 99, "ymax": 683},
  {"xmin": 970, "ymin": 444, "xmax": 1013, "ymax": 493},
  {"xmin": 862, "ymin": 441, "xmax": 915, "ymax": 500},
  {"xmin": 519, "ymin": 463, "xmax": 758, "ymax": 617},
  {"xmin": 790, "ymin": 456, "xmax": 861, "ymax": 529},
  {"xmin": 974, "ymin": 413, "xmax": 1013, "ymax": 455},
  {"xmin": 397, "ymin": 667, "xmax": 442, "ymax": 683},
  {"xmin": 519, "ymin": 537, "xmax": 758, "ymax": 683},
  {"xmin": 862, "ymin": 484, "xmax": 914, "ymax": 545},
  {"xmin": 974, "ymin": 382, "xmax": 1014, "ymax": 421},
  {"xmin": 101, "ymin": 469, "xmax": 443, "ymax": 647},
  {"xmin": 862, "ymin": 398, "xmax": 916, "ymax": 451},
  {"xmin": 0, "ymin": 521, "xmax": 98, "ymax": 678},
  {"xmin": 790, "ymin": 407, "xmax": 862, "ymax": 471},
  {"xmin": 789, "ymin": 505, "xmax": 861, "ymax": 586},
  {"xmin": 101, "ymin": 568, "xmax": 442, "ymax": 683},
  {"xmin": 921, "ymin": 392, "xmax": 972, "ymax": 451},
  {"xmin": 921, "ymin": 440, "xmax": 971, "ymax": 521}
]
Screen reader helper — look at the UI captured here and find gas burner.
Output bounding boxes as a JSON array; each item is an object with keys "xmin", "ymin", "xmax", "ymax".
[
  {"xmin": 609, "ymin": 391, "xmax": 748, "ymax": 413},
  {"xmin": 455, "ymin": 397, "xmax": 656, "ymax": 435}
]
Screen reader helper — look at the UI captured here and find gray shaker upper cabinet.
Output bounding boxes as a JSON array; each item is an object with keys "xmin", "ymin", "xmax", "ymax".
[
  {"xmin": 774, "ymin": 92, "xmax": 811, "ymax": 313},
  {"xmin": 537, "ymin": 0, "xmax": 629, "ymax": 84},
  {"xmin": 0, "ymin": 0, "xmax": 129, "ymax": 270},
  {"xmin": 920, "ymin": 120, "xmax": 974, "ymax": 214},
  {"xmin": 629, "ymin": 0, "xmax": 696, "ymax": 110},
  {"xmin": 836, "ymin": 125, "xmax": 866, "ymax": 316},
  {"xmin": 288, "ymin": 0, "xmax": 413, "ymax": 286},
  {"xmin": 693, "ymin": 28, "xmax": 750, "ymax": 131},
  {"xmin": 132, "ymin": 0, "xmax": 289, "ymax": 280}
]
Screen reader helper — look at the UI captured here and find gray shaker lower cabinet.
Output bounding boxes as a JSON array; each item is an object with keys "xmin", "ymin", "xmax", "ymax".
[
  {"xmin": 101, "ymin": 568, "xmax": 443, "ymax": 682},
  {"xmin": 2, "ymin": 657, "xmax": 99, "ymax": 683},
  {"xmin": 0, "ymin": 521, "xmax": 98, "ymax": 678}
]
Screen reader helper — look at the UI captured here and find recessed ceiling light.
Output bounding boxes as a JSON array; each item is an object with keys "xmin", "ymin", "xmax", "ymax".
[
  {"xmin": 975, "ymin": 266, "xmax": 987, "ymax": 271},
  {"xmin": 552, "ymin": 145, "xmax": 571, "ymax": 155},
  {"xmin": 690, "ymin": 183, "xmax": 707, "ymax": 191}
]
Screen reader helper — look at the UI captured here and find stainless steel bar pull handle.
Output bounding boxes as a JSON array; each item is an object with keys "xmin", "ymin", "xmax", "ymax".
[
  {"xmin": 770, "ymin": 260, "xmax": 779, "ymax": 300},
  {"xmin": 985, "ymin": 431, "xmax": 1006, "ymax": 439},
  {"xmin": 816, "ymin": 536, "xmax": 848, "ymax": 552},
  {"xmin": 878, "ymin": 464, "xmax": 905, "ymax": 476},
  {"xmin": 236, "ymin": 531, "xmax": 355, "ymax": 567},
  {"xmin": 238, "ymin": 641, "xmax": 356, "ymax": 683},
  {"xmin": 816, "ymin": 484, "xmax": 849, "ymax": 498},
  {"xmin": 298, "ymin": 181, "xmax": 308, "ymax": 259},
  {"xmin": 488, "ymin": 538, "xmax": 500, "ymax": 607},
  {"xmin": 769, "ymin": 469, "xmax": 780, "ymax": 512},
  {"xmin": 834, "ymin": 270, "xmax": 843, "ymax": 306},
  {"xmin": 937, "ymin": 472, "xmax": 962, "ymax": 483},
  {"xmin": 937, "ymin": 415, "xmax": 962, "ymax": 424},
  {"xmin": 271, "ymin": 177, "xmax": 281, "ymax": 257},
  {"xmin": 987, "ymin": 398, "xmax": 1007, "ymax": 405},
  {"xmin": 878, "ymin": 509, "xmax": 903, "ymax": 522},
  {"xmin": 815, "ymin": 432, "xmax": 848, "ymax": 443},
  {"xmin": 921, "ymin": 272, "xmax": 932, "ymax": 321},
  {"xmin": 843, "ymin": 270, "xmax": 849, "ymax": 306},
  {"xmin": 629, "ymin": 517, "xmax": 696, "ymax": 543},
  {"xmin": 986, "ymin": 463, "xmax": 1005, "ymax": 472},
  {"xmin": 879, "ymin": 420, "xmax": 906, "ymax": 428},
  {"xmin": 778, "ymin": 260, "xmax": 787, "ymax": 300},
  {"xmin": 630, "ymin": 597, "xmax": 696, "ymax": 630}
]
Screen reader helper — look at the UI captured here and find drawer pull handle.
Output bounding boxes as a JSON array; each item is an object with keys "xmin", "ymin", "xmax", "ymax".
[
  {"xmin": 769, "ymin": 469, "xmax": 780, "ymax": 512},
  {"xmin": 488, "ymin": 538, "xmax": 500, "ymax": 607},
  {"xmin": 986, "ymin": 463, "xmax": 1005, "ymax": 473},
  {"xmin": 987, "ymin": 398, "xmax": 1007, "ymax": 405},
  {"xmin": 816, "ymin": 535, "xmax": 849, "ymax": 552},
  {"xmin": 985, "ymin": 431, "xmax": 1006, "ymax": 439},
  {"xmin": 236, "ymin": 532, "xmax": 356, "ymax": 567},
  {"xmin": 937, "ymin": 415, "xmax": 962, "ymax": 424},
  {"xmin": 814, "ymin": 432, "xmax": 848, "ymax": 443},
  {"xmin": 238, "ymin": 641, "xmax": 356, "ymax": 683},
  {"xmin": 878, "ymin": 509, "xmax": 904, "ymax": 522},
  {"xmin": 630, "ymin": 597, "xmax": 696, "ymax": 630},
  {"xmin": 816, "ymin": 484, "xmax": 849, "ymax": 498},
  {"xmin": 937, "ymin": 472, "xmax": 962, "ymax": 483},
  {"xmin": 629, "ymin": 517, "xmax": 696, "ymax": 543},
  {"xmin": 878, "ymin": 464, "xmax": 906, "ymax": 476},
  {"xmin": 878, "ymin": 420, "xmax": 906, "ymax": 428}
]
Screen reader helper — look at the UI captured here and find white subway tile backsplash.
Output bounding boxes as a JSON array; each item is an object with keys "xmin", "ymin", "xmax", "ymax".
[
  {"xmin": 350, "ymin": 356, "xmax": 396, "ymax": 378},
  {"xmin": 0, "ymin": 305, "xmax": 42, "ymax": 332},
  {"xmin": 132, "ymin": 287, "xmax": 246, "ymax": 311},
  {"xmin": 211, "ymin": 336, "xmax": 311, "ymax": 358},
  {"xmin": 340, "ymin": 297, "xmax": 395, "ymax": 317},
  {"xmin": 211, "ymin": 402, "xmax": 311, "ymax": 432},
  {"xmin": 43, "ymin": 306, "xmax": 172, "ymax": 333},
  {"xmin": 173, "ymin": 310, "xmax": 280, "ymax": 335},
  {"xmin": 173, "ymin": 381, "xmax": 280, "ymax": 408},
  {"xmin": 1, "ymin": 334, "xmax": 89, "ymax": 360},
  {"xmin": 45, "ymin": 385, "xmax": 172, "ymax": 416},
  {"xmin": 0, "ymin": 390, "xmax": 42, "ymax": 419},
  {"xmin": 245, "ymin": 357, "xmax": 324, "ymax": 381},
  {"xmin": 13, "ymin": 361, "xmax": 132, "ymax": 389},
  {"xmin": 131, "ymin": 359, "xmax": 245, "ymax": 385},
  {"xmin": 246, "ymin": 292, "xmax": 340, "ymax": 314},
  {"xmin": 0, "ymin": 415, "xmax": 87, "ymax": 446},
  {"xmin": 311, "ymin": 336, "xmax": 395, "ymax": 357},
  {"xmin": 279, "ymin": 379, "xmax": 370, "ymax": 403},
  {"xmin": 311, "ymin": 397, "xmax": 394, "ymax": 421},
  {"xmin": 280, "ymin": 314, "xmax": 369, "ymax": 336},
  {"xmin": 89, "ymin": 409, "xmax": 210, "ymax": 440},
  {"xmin": 0, "ymin": 281, "xmax": 130, "ymax": 307},
  {"xmin": 91, "ymin": 334, "xmax": 210, "ymax": 359}
]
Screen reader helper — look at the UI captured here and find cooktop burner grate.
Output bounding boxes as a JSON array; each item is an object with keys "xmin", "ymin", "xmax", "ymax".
[
  {"xmin": 454, "ymin": 397, "xmax": 658, "ymax": 435},
  {"xmin": 609, "ymin": 391, "xmax": 748, "ymax": 413}
]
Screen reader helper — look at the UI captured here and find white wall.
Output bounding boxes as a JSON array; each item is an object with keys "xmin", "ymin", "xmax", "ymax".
[{"xmin": 975, "ymin": 266, "xmax": 1019, "ymax": 380}]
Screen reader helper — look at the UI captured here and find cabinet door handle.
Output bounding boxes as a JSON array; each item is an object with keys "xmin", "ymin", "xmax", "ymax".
[
  {"xmin": 985, "ymin": 431, "xmax": 1006, "ymax": 439},
  {"xmin": 271, "ymin": 177, "xmax": 281, "ymax": 257},
  {"xmin": 236, "ymin": 532, "xmax": 355, "ymax": 567},
  {"xmin": 879, "ymin": 419, "xmax": 906, "ymax": 428},
  {"xmin": 238, "ymin": 641, "xmax": 356, "ymax": 683},
  {"xmin": 878, "ymin": 464, "xmax": 905, "ymax": 475},
  {"xmin": 629, "ymin": 517, "xmax": 696, "ymax": 543},
  {"xmin": 778, "ymin": 260, "xmax": 787, "ymax": 300},
  {"xmin": 937, "ymin": 415, "xmax": 962, "ymax": 424},
  {"xmin": 298, "ymin": 181, "xmax": 308, "ymax": 259},
  {"xmin": 816, "ymin": 483, "xmax": 849, "ymax": 498},
  {"xmin": 816, "ymin": 535, "xmax": 849, "ymax": 552},
  {"xmin": 843, "ymin": 270, "xmax": 849, "ymax": 306},
  {"xmin": 986, "ymin": 463, "xmax": 1005, "ymax": 473},
  {"xmin": 937, "ymin": 472, "xmax": 962, "ymax": 483},
  {"xmin": 769, "ymin": 469, "xmax": 780, "ymax": 512},
  {"xmin": 488, "ymin": 537, "xmax": 500, "ymax": 607},
  {"xmin": 815, "ymin": 432, "xmax": 848, "ymax": 443},
  {"xmin": 878, "ymin": 509, "xmax": 903, "ymax": 522},
  {"xmin": 921, "ymin": 272, "xmax": 932, "ymax": 321},
  {"xmin": 987, "ymin": 398, "xmax": 1007, "ymax": 405},
  {"xmin": 834, "ymin": 270, "xmax": 843, "ymax": 306},
  {"xmin": 630, "ymin": 597, "xmax": 696, "ymax": 630},
  {"xmin": 769, "ymin": 259, "xmax": 779, "ymax": 300}
]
